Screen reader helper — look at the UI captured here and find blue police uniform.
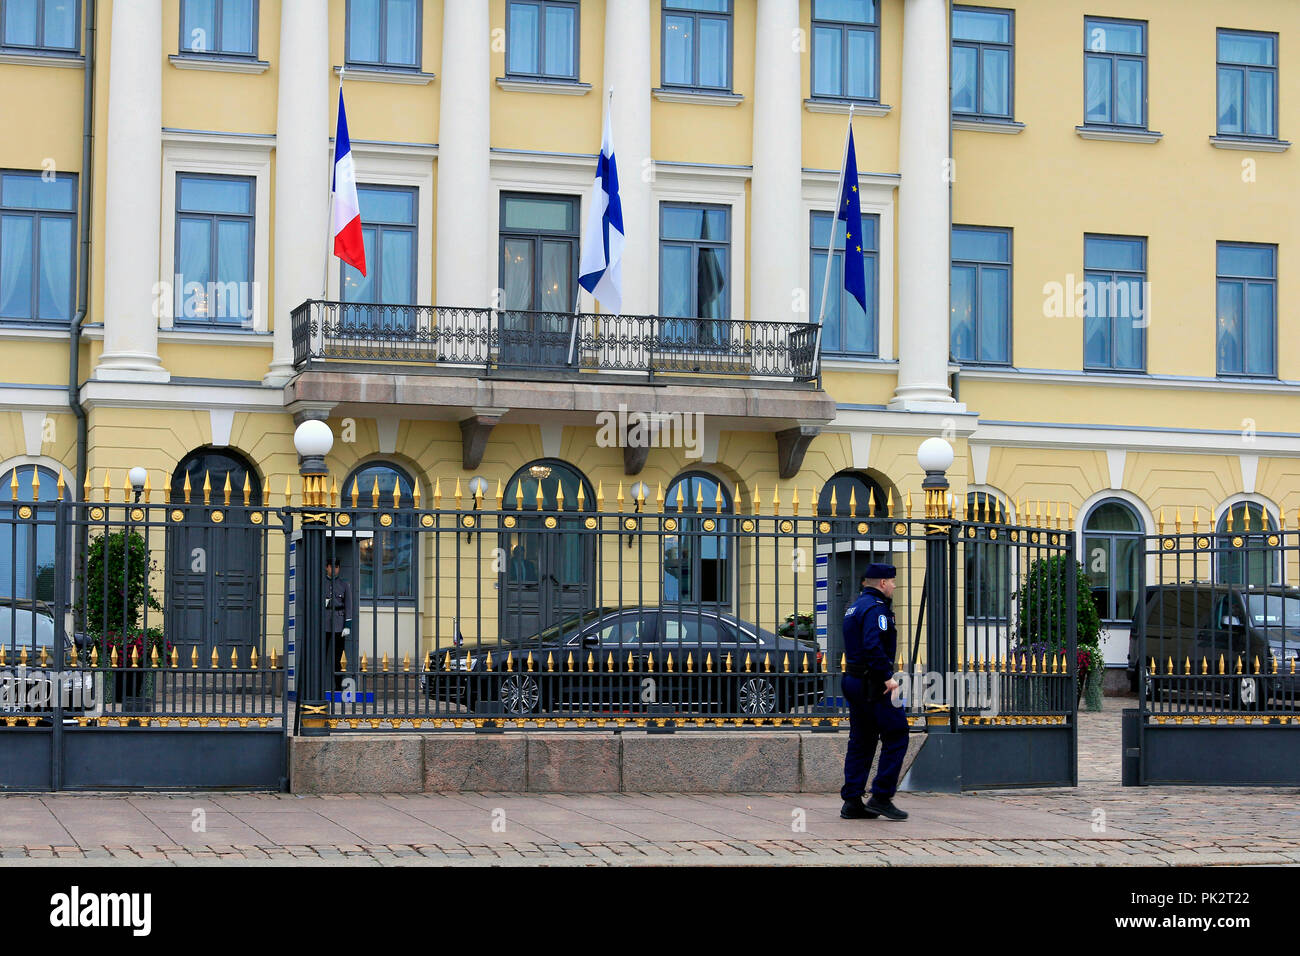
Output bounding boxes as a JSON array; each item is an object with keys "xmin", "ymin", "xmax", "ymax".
[{"xmin": 840, "ymin": 564, "xmax": 909, "ymax": 816}]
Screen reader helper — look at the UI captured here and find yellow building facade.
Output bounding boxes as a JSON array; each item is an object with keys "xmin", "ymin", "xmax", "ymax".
[{"xmin": 2, "ymin": 0, "xmax": 1299, "ymax": 683}]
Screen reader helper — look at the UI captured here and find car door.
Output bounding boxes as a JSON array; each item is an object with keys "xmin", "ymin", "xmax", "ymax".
[{"xmin": 565, "ymin": 612, "xmax": 656, "ymax": 712}]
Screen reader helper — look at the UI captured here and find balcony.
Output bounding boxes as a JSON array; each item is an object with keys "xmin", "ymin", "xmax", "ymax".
[
  {"xmin": 285, "ymin": 300, "xmax": 835, "ymax": 477},
  {"xmin": 290, "ymin": 300, "xmax": 822, "ymax": 385}
]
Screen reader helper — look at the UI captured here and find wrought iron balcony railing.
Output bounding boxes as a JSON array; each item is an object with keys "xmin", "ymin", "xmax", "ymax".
[{"xmin": 290, "ymin": 300, "xmax": 821, "ymax": 384}]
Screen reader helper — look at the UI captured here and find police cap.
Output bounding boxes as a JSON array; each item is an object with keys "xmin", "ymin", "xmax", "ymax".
[{"xmin": 860, "ymin": 563, "xmax": 896, "ymax": 580}]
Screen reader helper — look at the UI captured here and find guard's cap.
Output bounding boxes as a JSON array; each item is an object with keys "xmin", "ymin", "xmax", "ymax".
[{"xmin": 861, "ymin": 563, "xmax": 896, "ymax": 580}]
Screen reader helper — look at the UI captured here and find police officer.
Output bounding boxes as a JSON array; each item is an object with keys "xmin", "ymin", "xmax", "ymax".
[
  {"xmin": 840, "ymin": 563, "xmax": 909, "ymax": 821},
  {"xmin": 324, "ymin": 556, "xmax": 354, "ymax": 693}
]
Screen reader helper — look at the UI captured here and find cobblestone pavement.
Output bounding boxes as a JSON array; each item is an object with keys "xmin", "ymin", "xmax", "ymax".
[{"xmin": 2, "ymin": 697, "xmax": 1297, "ymax": 866}]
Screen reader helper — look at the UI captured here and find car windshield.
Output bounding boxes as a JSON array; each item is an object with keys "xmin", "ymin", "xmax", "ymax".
[
  {"xmin": 1246, "ymin": 594, "xmax": 1300, "ymax": 628},
  {"xmin": 0, "ymin": 606, "xmax": 58, "ymax": 647}
]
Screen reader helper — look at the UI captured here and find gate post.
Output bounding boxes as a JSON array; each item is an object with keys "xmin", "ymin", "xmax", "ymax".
[{"xmin": 293, "ymin": 420, "xmax": 333, "ymax": 736}]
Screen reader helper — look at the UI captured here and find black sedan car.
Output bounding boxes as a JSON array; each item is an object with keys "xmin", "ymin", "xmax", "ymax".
[
  {"xmin": 424, "ymin": 607, "xmax": 825, "ymax": 717},
  {"xmin": 0, "ymin": 599, "xmax": 98, "ymax": 719}
]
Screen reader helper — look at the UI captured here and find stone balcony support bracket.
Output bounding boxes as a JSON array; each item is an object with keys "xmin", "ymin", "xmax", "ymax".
[
  {"xmin": 460, "ymin": 409, "xmax": 506, "ymax": 470},
  {"xmin": 776, "ymin": 424, "xmax": 821, "ymax": 479}
]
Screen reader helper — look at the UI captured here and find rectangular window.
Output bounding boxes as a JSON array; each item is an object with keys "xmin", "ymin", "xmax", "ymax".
[
  {"xmin": 498, "ymin": 193, "xmax": 580, "ymax": 367},
  {"xmin": 1083, "ymin": 17, "xmax": 1147, "ymax": 128},
  {"xmin": 951, "ymin": 226, "xmax": 1011, "ymax": 365},
  {"xmin": 179, "ymin": 0, "xmax": 257, "ymax": 57},
  {"xmin": 0, "ymin": 170, "xmax": 76, "ymax": 324},
  {"xmin": 1217, "ymin": 242, "xmax": 1276, "ymax": 378},
  {"xmin": 952, "ymin": 6, "xmax": 1012, "ymax": 118},
  {"xmin": 1, "ymin": 0, "xmax": 78, "ymax": 52},
  {"xmin": 346, "ymin": 0, "xmax": 420, "ymax": 70},
  {"xmin": 506, "ymin": 0, "xmax": 578, "ymax": 81},
  {"xmin": 340, "ymin": 184, "xmax": 418, "ymax": 331},
  {"xmin": 661, "ymin": 0, "xmax": 732, "ymax": 92},
  {"xmin": 1083, "ymin": 235, "xmax": 1145, "ymax": 371},
  {"xmin": 659, "ymin": 203, "xmax": 730, "ymax": 348},
  {"xmin": 811, "ymin": 0, "xmax": 879, "ymax": 102},
  {"xmin": 174, "ymin": 173, "xmax": 254, "ymax": 326},
  {"xmin": 1217, "ymin": 30, "xmax": 1278, "ymax": 139},
  {"xmin": 811, "ymin": 210, "xmax": 877, "ymax": 356}
]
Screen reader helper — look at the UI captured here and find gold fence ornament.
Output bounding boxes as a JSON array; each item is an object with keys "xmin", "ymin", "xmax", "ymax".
[
  {"xmin": 211, "ymin": 646, "xmax": 219, "ymax": 668},
  {"xmin": 103, "ymin": 470, "xmax": 112, "ymax": 503},
  {"xmin": 371, "ymin": 475, "xmax": 381, "ymax": 508},
  {"xmin": 251, "ymin": 648, "xmax": 260, "ymax": 669}
]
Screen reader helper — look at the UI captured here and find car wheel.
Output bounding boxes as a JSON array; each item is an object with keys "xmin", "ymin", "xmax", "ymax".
[
  {"xmin": 738, "ymin": 677, "xmax": 777, "ymax": 716},
  {"xmin": 499, "ymin": 674, "xmax": 541, "ymax": 715}
]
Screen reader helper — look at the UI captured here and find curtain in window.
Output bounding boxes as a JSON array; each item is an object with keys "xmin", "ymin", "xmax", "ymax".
[
  {"xmin": 1217, "ymin": 68, "xmax": 1242, "ymax": 133},
  {"xmin": 4, "ymin": 0, "xmax": 38, "ymax": 45},
  {"xmin": 509, "ymin": 2, "xmax": 540, "ymax": 73},
  {"xmin": 982, "ymin": 48, "xmax": 1009, "ymax": 115},
  {"xmin": 1247, "ymin": 71, "xmax": 1274, "ymax": 136},
  {"xmin": 43, "ymin": 0, "xmax": 76, "ymax": 47},
  {"xmin": 951, "ymin": 46, "xmax": 976, "ymax": 112},
  {"xmin": 1115, "ymin": 59, "xmax": 1141, "ymax": 125},
  {"xmin": 0, "ymin": 216, "xmax": 33, "ymax": 318},
  {"xmin": 539, "ymin": 240, "xmax": 570, "ymax": 312},
  {"xmin": 184, "ymin": 0, "xmax": 216, "ymax": 51},
  {"xmin": 845, "ymin": 28, "xmax": 872, "ymax": 98},
  {"xmin": 37, "ymin": 217, "xmax": 71, "ymax": 320},
  {"xmin": 175, "ymin": 219, "xmax": 210, "ymax": 320},
  {"xmin": 950, "ymin": 264, "xmax": 975, "ymax": 361},
  {"xmin": 349, "ymin": 0, "xmax": 380, "ymax": 61},
  {"xmin": 544, "ymin": 4, "xmax": 574, "ymax": 76},
  {"xmin": 222, "ymin": 0, "xmax": 254, "ymax": 54},
  {"xmin": 1216, "ymin": 280, "xmax": 1242, "ymax": 374},
  {"xmin": 1245, "ymin": 283, "xmax": 1273, "ymax": 375},
  {"xmin": 502, "ymin": 238, "xmax": 533, "ymax": 310},
  {"xmin": 386, "ymin": 0, "xmax": 417, "ymax": 65},
  {"xmin": 1084, "ymin": 58, "xmax": 1109, "ymax": 123},
  {"xmin": 215, "ymin": 220, "xmax": 249, "ymax": 323},
  {"xmin": 660, "ymin": 245, "xmax": 690, "ymax": 319},
  {"xmin": 663, "ymin": 15, "xmax": 693, "ymax": 84},
  {"xmin": 696, "ymin": 248, "xmax": 725, "ymax": 319},
  {"xmin": 979, "ymin": 267, "xmax": 1008, "ymax": 363}
]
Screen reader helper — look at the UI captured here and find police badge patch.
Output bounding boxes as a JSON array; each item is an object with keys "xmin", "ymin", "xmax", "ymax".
[{"xmin": 878, "ymin": 613, "xmax": 888, "ymax": 630}]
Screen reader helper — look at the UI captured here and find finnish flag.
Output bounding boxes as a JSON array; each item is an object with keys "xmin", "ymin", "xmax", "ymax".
[{"xmin": 578, "ymin": 97, "xmax": 624, "ymax": 314}]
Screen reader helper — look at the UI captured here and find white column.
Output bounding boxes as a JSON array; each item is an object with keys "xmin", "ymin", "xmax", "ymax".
[
  {"xmin": 265, "ymin": 1, "xmax": 330, "ymax": 386},
  {"xmin": 436, "ymin": 0, "xmax": 491, "ymax": 309},
  {"xmin": 601, "ymin": 0, "xmax": 653, "ymax": 315},
  {"xmin": 751, "ymin": 0, "xmax": 802, "ymax": 323},
  {"xmin": 890, "ymin": 0, "xmax": 961, "ymax": 410},
  {"xmin": 96, "ymin": 0, "xmax": 167, "ymax": 383}
]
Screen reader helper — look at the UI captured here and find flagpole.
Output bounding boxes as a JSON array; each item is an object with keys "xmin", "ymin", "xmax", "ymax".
[
  {"xmin": 321, "ymin": 67, "xmax": 346, "ymax": 302},
  {"xmin": 570, "ymin": 86, "xmax": 614, "ymax": 367},
  {"xmin": 816, "ymin": 104, "xmax": 855, "ymax": 327}
]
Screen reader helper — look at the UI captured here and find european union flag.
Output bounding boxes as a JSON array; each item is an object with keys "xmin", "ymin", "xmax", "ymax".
[{"xmin": 837, "ymin": 127, "xmax": 868, "ymax": 313}]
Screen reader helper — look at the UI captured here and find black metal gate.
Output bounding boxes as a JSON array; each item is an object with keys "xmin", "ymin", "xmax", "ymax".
[
  {"xmin": 0, "ymin": 478, "xmax": 288, "ymax": 791},
  {"xmin": 1123, "ymin": 509, "xmax": 1300, "ymax": 786}
]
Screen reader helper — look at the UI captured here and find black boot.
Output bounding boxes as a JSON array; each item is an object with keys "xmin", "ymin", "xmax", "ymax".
[
  {"xmin": 865, "ymin": 795, "xmax": 908, "ymax": 821},
  {"xmin": 840, "ymin": 799, "xmax": 879, "ymax": 820}
]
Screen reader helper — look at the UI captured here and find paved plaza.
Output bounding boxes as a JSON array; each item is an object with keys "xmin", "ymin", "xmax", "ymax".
[{"xmin": 1, "ymin": 697, "xmax": 1297, "ymax": 865}]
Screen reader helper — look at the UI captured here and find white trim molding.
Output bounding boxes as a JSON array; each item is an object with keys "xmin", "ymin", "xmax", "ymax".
[
  {"xmin": 952, "ymin": 118, "xmax": 1025, "ymax": 134},
  {"xmin": 334, "ymin": 65, "xmax": 435, "ymax": 85},
  {"xmin": 0, "ymin": 52, "xmax": 82, "ymax": 68},
  {"xmin": 1209, "ymin": 135, "xmax": 1291, "ymax": 152},
  {"xmin": 803, "ymin": 99, "xmax": 891, "ymax": 116},
  {"xmin": 653, "ymin": 88, "xmax": 744, "ymax": 107},
  {"xmin": 79, "ymin": 380, "xmax": 285, "ymax": 413},
  {"xmin": 958, "ymin": 366, "xmax": 1300, "ymax": 396},
  {"xmin": 495, "ymin": 77, "xmax": 591, "ymax": 95},
  {"xmin": 159, "ymin": 131, "xmax": 274, "ymax": 333},
  {"xmin": 801, "ymin": 168, "xmax": 898, "ymax": 360},
  {"xmin": 169, "ymin": 54, "xmax": 270, "ymax": 74},
  {"xmin": 1075, "ymin": 126, "xmax": 1163, "ymax": 144}
]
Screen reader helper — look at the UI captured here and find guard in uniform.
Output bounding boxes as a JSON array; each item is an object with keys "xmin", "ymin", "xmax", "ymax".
[
  {"xmin": 324, "ymin": 556, "xmax": 354, "ymax": 693},
  {"xmin": 840, "ymin": 563, "xmax": 910, "ymax": 821}
]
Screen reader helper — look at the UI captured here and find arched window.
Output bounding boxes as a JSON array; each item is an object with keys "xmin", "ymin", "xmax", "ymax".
[
  {"xmin": 1082, "ymin": 499, "xmax": 1143, "ymax": 622},
  {"xmin": 0, "ymin": 465, "xmax": 59, "ymax": 603},
  {"xmin": 503, "ymin": 459, "xmax": 593, "ymax": 513},
  {"xmin": 344, "ymin": 461, "xmax": 416, "ymax": 601},
  {"xmin": 966, "ymin": 491, "xmax": 1011, "ymax": 622},
  {"xmin": 1216, "ymin": 500, "xmax": 1280, "ymax": 588},
  {"xmin": 817, "ymin": 470, "xmax": 889, "ymax": 522},
  {"xmin": 663, "ymin": 471, "xmax": 731, "ymax": 606}
]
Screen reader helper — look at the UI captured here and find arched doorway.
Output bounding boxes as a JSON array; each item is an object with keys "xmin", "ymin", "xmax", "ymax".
[
  {"xmin": 499, "ymin": 459, "xmax": 596, "ymax": 643},
  {"xmin": 662, "ymin": 471, "xmax": 733, "ymax": 609},
  {"xmin": 167, "ymin": 448, "xmax": 263, "ymax": 660},
  {"xmin": 817, "ymin": 470, "xmax": 891, "ymax": 659}
]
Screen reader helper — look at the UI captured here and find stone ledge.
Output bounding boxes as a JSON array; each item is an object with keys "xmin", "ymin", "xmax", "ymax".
[{"xmin": 291, "ymin": 735, "xmax": 423, "ymax": 794}]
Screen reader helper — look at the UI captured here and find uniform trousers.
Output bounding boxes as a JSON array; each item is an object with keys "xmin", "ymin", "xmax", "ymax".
[{"xmin": 840, "ymin": 673, "xmax": 910, "ymax": 801}]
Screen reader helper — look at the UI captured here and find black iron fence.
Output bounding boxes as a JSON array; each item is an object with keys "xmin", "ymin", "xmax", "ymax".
[{"xmin": 290, "ymin": 300, "xmax": 821, "ymax": 384}]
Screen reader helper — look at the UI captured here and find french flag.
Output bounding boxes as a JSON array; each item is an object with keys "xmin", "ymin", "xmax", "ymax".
[{"xmin": 331, "ymin": 86, "xmax": 366, "ymax": 277}]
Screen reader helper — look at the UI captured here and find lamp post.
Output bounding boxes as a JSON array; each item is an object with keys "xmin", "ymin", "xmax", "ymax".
[
  {"xmin": 916, "ymin": 437, "xmax": 955, "ymax": 703},
  {"xmin": 627, "ymin": 481, "xmax": 651, "ymax": 547},
  {"xmin": 293, "ymin": 419, "xmax": 333, "ymax": 736},
  {"xmin": 467, "ymin": 475, "xmax": 489, "ymax": 540},
  {"xmin": 128, "ymin": 467, "xmax": 147, "ymax": 504}
]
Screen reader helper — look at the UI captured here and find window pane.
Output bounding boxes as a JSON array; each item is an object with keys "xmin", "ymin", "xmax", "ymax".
[
  {"xmin": 813, "ymin": 26, "xmax": 842, "ymax": 97},
  {"xmin": 981, "ymin": 48, "xmax": 1009, "ymax": 116},
  {"xmin": 953, "ymin": 228, "xmax": 1008, "ymax": 262},
  {"xmin": 543, "ymin": 4, "xmax": 575, "ymax": 76},
  {"xmin": 1084, "ymin": 56, "xmax": 1111, "ymax": 123},
  {"xmin": 539, "ymin": 240, "xmax": 571, "ymax": 311},
  {"xmin": 953, "ymin": 9, "xmax": 1008, "ymax": 43},
  {"xmin": 662, "ymin": 205, "xmax": 702, "ymax": 240},
  {"xmin": 0, "ymin": 215, "xmax": 34, "ymax": 319},
  {"xmin": 952, "ymin": 44, "xmax": 976, "ymax": 112},
  {"xmin": 978, "ymin": 266, "xmax": 1009, "ymax": 363},
  {"xmin": 811, "ymin": 212, "xmax": 837, "ymax": 250},
  {"xmin": 702, "ymin": 207, "xmax": 727, "ymax": 240},
  {"xmin": 508, "ymin": 2, "xmax": 540, "ymax": 74},
  {"xmin": 1218, "ymin": 244, "xmax": 1273, "ymax": 278},
  {"xmin": 812, "ymin": 252, "xmax": 840, "ymax": 351},
  {"xmin": 696, "ymin": 247, "xmax": 727, "ymax": 318},
  {"xmin": 348, "ymin": 0, "xmax": 380, "ymax": 62},
  {"xmin": 1086, "ymin": 501, "xmax": 1139, "ymax": 532},
  {"xmin": 1088, "ymin": 21, "xmax": 1142, "ymax": 54},
  {"xmin": 342, "ymin": 225, "xmax": 377, "ymax": 304},
  {"xmin": 215, "ymin": 219, "xmax": 250, "ymax": 285},
  {"xmin": 815, "ymin": 0, "xmax": 874, "ymax": 24},
  {"xmin": 36, "ymin": 215, "xmax": 71, "ymax": 320},
  {"xmin": 950, "ymin": 264, "xmax": 976, "ymax": 362},
  {"xmin": 1113, "ymin": 537, "xmax": 1140, "ymax": 619},
  {"xmin": 1246, "ymin": 69, "xmax": 1275, "ymax": 136},
  {"xmin": 842, "ymin": 267, "xmax": 870, "ymax": 353},
  {"xmin": 4, "ymin": 0, "xmax": 37, "ymax": 45},
  {"xmin": 1216, "ymin": 279, "xmax": 1243, "ymax": 374},
  {"xmin": 43, "ymin": 0, "xmax": 76, "ymax": 48},
  {"xmin": 175, "ymin": 218, "xmax": 211, "ymax": 317},
  {"xmin": 845, "ymin": 28, "xmax": 874, "ymax": 99},
  {"xmin": 1113, "ymin": 278, "xmax": 1143, "ymax": 368},
  {"xmin": 698, "ymin": 17, "xmax": 728, "ymax": 88},
  {"xmin": 183, "ymin": 0, "xmax": 216, "ymax": 52},
  {"xmin": 1085, "ymin": 237, "xmax": 1142, "ymax": 271},
  {"xmin": 660, "ymin": 245, "xmax": 692, "ymax": 317},
  {"xmin": 1217, "ymin": 67, "xmax": 1243, "ymax": 134},
  {"xmin": 1083, "ymin": 534, "xmax": 1110, "ymax": 594},
  {"xmin": 379, "ymin": 229, "xmax": 413, "ymax": 304},
  {"xmin": 663, "ymin": 14, "xmax": 693, "ymax": 85},
  {"xmin": 2, "ymin": 174, "xmax": 76, "ymax": 211},
  {"xmin": 1115, "ymin": 58, "xmax": 1143, "ymax": 125},
  {"xmin": 501, "ymin": 238, "xmax": 534, "ymax": 310},
  {"xmin": 360, "ymin": 187, "xmax": 415, "ymax": 225},
  {"xmin": 1245, "ymin": 282, "xmax": 1274, "ymax": 376},
  {"xmin": 503, "ymin": 196, "xmax": 571, "ymax": 231},
  {"xmin": 1219, "ymin": 32, "xmax": 1274, "ymax": 66},
  {"xmin": 385, "ymin": 0, "xmax": 418, "ymax": 65},
  {"xmin": 179, "ymin": 177, "xmax": 251, "ymax": 215},
  {"xmin": 859, "ymin": 215, "xmax": 876, "ymax": 250},
  {"xmin": 1083, "ymin": 307, "xmax": 1110, "ymax": 368},
  {"xmin": 220, "ymin": 0, "xmax": 255, "ymax": 54}
]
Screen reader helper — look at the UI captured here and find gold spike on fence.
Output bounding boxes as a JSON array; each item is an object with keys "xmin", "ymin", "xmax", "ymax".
[
  {"xmin": 495, "ymin": 478, "xmax": 503, "ymax": 509},
  {"xmin": 68, "ymin": 645, "xmax": 77, "ymax": 667},
  {"xmin": 1166, "ymin": 656, "xmax": 1174, "ymax": 675},
  {"xmin": 361, "ymin": 653, "xmax": 370, "ymax": 672},
  {"xmin": 646, "ymin": 652, "xmax": 654, "ymax": 672},
  {"xmin": 130, "ymin": 646, "xmax": 139, "ymax": 668},
  {"xmin": 578, "ymin": 482, "xmax": 587, "ymax": 509},
  {"xmin": 330, "ymin": 476, "xmax": 339, "ymax": 508},
  {"xmin": 381, "ymin": 651, "xmax": 391, "ymax": 672},
  {"xmin": 782, "ymin": 653, "xmax": 790, "ymax": 674},
  {"xmin": 587, "ymin": 651, "xmax": 595, "ymax": 672},
  {"xmin": 555, "ymin": 481, "xmax": 564, "ymax": 511},
  {"xmin": 848, "ymin": 487, "xmax": 857, "ymax": 518},
  {"xmin": 282, "ymin": 474, "xmax": 291, "ymax": 506},
  {"xmin": 686, "ymin": 652, "xmax": 693, "ymax": 673},
  {"xmin": 801, "ymin": 653, "xmax": 809, "ymax": 674},
  {"xmin": 252, "ymin": 648, "xmax": 260, "ymax": 670},
  {"xmin": 210, "ymin": 646, "xmax": 219, "ymax": 667},
  {"xmin": 772, "ymin": 484, "xmax": 780, "ymax": 514},
  {"xmin": 791, "ymin": 486, "xmax": 799, "ymax": 515},
  {"xmin": 744, "ymin": 652, "xmax": 752, "ymax": 673},
  {"xmin": 505, "ymin": 651, "xmax": 513, "ymax": 672},
  {"xmin": 626, "ymin": 651, "xmax": 634, "ymax": 672},
  {"xmin": 706, "ymin": 652, "xmax": 713, "ymax": 673},
  {"xmin": 655, "ymin": 482, "xmax": 664, "ymax": 511},
  {"xmin": 751, "ymin": 487, "xmax": 760, "ymax": 516},
  {"xmin": 1244, "ymin": 506, "xmax": 1253, "ymax": 533},
  {"xmin": 763, "ymin": 652, "xmax": 771, "ymax": 673},
  {"xmin": 666, "ymin": 652, "xmax": 674, "ymax": 673},
  {"xmin": 229, "ymin": 647, "xmax": 239, "ymax": 668},
  {"xmin": 1254, "ymin": 655, "xmax": 1261, "ymax": 675},
  {"xmin": 544, "ymin": 651, "xmax": 553, "ymax": 672},
  {"xmin": 1235, "ymin": 655, "xmax": 1243, "ymax": 674},
  {"xmin": 526, "ymin": 651, "xmax": 534, "ymax": 672},
  {"xmin": 392, "ymin": 478, "xmax": 401, "ymax": 509},
  {"xmin": 370, "ymin": 475, "xmax": 380, "ymax": 508},
  {"xmin": 1184, "ymin": 656, "xmax": 1191, "ymax": 675},
  {"xmin": 905, "ymin": 490, "xmax": 912, "ymax": 518},
  {"xmin": 725, "ymin": 652, "xmax": 733, "ymax": 673},
  {"xmin": 222, "ymin": 472, "xmax": 232, "ymax": 506},
  {"xmin": 1201, "ymin": 657, "xmax": 1208, "ymax": 675},
  {"xmin": 566, "ymin": 651, "xmax": 575, "ymax": 672},
  {"xmin": 606, "ymin": 652, "xmax": 613, "ymax": 672}
]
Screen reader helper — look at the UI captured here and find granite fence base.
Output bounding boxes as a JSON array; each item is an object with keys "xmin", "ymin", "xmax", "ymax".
[{"xmin": 290, "ymin": 731, "xmax": 928, "ymax": 794}]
